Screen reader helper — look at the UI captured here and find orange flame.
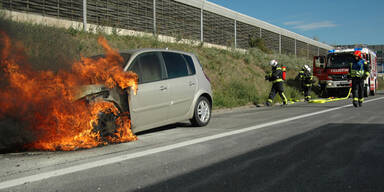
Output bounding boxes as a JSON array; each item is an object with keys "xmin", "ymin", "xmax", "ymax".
[{"xmin": 0, "ymin": 32, "xmax": 138, "ymax": 151}]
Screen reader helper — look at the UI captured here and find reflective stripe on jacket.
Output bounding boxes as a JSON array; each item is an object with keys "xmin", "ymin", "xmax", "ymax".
[
  {"xmin": 350, "ymin": 59, "xmax": 366, "ymax": 77},
  {"xmin": 268, "ymin": 65, "xmax": 283, "ymax": 83}
]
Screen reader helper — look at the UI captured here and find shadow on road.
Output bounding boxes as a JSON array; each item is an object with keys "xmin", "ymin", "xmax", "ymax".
[{"xmin": 136, "ymin": 123, "xmax": 384, "ymax": 192}]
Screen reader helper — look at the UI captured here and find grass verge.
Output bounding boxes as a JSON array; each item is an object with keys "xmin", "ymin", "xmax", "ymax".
[{"xmin": 0, "ymin": 17, "xmax": 315, "ymax": 109}]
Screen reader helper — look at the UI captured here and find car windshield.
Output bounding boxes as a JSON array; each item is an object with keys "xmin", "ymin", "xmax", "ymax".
[
  {"xmin": 89, "ymin": 53, "xmax": 131, "ymax": 67},
  {"xmin": 327, "ymin": 53, "xmax": 354, "ymax": 68}
]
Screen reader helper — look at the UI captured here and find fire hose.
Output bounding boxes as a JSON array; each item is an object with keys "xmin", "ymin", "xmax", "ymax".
[{"xmin": 308, "ymin": 88, "xmax": 352, "ymax": 104}]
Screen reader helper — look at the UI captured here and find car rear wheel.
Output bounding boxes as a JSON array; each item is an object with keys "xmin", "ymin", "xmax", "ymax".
[{"xmin": 190, "ymin": 97, "xmax": 211, "ymax": 127}]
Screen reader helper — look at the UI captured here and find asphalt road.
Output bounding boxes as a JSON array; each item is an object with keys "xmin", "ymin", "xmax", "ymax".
[{"xmin": 1, "ymin": 93, "xmax": 384, "ymax": 192}]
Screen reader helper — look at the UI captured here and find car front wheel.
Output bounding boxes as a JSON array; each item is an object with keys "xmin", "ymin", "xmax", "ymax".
[{"xmin": 190, "ymin": 96, "xmax": 211, "ymax": 127}]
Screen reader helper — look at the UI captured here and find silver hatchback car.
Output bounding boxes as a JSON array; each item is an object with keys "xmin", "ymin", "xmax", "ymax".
[{"xmin": 79, "ymin": 49, "xmax": 212, "ymax": 135}]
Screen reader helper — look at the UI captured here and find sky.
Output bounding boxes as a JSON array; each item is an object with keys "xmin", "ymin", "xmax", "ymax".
[{"xmin": 208, "ymin": 0, "xmax": 384, "ymax": 45}]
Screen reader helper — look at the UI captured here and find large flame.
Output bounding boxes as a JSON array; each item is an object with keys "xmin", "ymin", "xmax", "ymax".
[{"xmin": 0, "ymin": 32, "xmax": 138, "ymax": 151}]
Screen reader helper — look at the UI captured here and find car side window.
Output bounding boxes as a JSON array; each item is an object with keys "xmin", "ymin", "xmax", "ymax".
[
  {"xmin": 183, "ymin": 55, "xmax": 196, "ymax": 75},
  {"xmin": 129, "ymin": 52, "xmax": 163, "ymax": 84},
  {"xmin": 129, "ymin": 59, "xmax": 142, "ymax": 83},
  {"xmin": 162, "ymin": 52, "xmax": 189, "ymax": 79}
]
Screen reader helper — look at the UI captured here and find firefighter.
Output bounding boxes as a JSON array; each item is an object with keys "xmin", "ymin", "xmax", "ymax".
[
  {"xmin": 349, "ymin": 50, "xmax": 370, "ymax": 107},
  {"xmin": 297, "ymin": 65, "xmax": 314, "ymax": 101},
  {"xmin": 265, "ymin": 60, "xmax": 288, "ymax": 106}
]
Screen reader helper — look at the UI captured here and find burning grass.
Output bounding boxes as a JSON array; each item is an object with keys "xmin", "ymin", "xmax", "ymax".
[{"xmin": 0, "ymin": 31, "xmax": 138, "ymax": 151}]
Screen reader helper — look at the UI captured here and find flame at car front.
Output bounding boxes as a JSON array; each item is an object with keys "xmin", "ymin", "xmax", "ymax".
[{"xmin": 0, "ymin": 31, "xmax": 138, "ymax": 151}]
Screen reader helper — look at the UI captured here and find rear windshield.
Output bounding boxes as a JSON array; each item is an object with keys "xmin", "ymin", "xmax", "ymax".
[{"xmin": 327, "ymin": 53, "xmax": 354, "ymax": 68}]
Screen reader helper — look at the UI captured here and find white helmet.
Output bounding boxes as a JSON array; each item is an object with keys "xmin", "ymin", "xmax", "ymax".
[
  {"xmin": 304, "ymin": 64, "xmax": 311, "ymax": 72},
  {"xmin": 270, "ymin": 60, "xmax": 278, "ymax": 67}
]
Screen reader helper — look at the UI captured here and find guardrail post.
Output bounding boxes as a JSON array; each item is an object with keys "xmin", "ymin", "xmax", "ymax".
[
  {"xmin": 83, "ymin": 0, "xmax": 87, "ymax": 31},
  {"xmin": 153, "ymin": 0, "xmax": 157, "ymax": 35},
  {"xmin": 279, "ymin": 34, "xmax": 281, "ymax": 54},
  {"xmin": 234, "ymin": 19, "xmax": 237, "ymax": 49},
  {"xmin": 200, "ymin": 0, "xmax": 205, "ymax": 42}
]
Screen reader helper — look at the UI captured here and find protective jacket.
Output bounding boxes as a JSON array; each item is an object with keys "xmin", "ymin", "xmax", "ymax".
[
  {"xmin": 350, "ymin": 59, "xmax": 370, "ymax": 78},
  {"xmin": 297, "ymin": 69, "xmax": 314, "ymax": 87},
  {"xmin": 265, "ymin": 66, "xmax": 284, "ymax": 83}
]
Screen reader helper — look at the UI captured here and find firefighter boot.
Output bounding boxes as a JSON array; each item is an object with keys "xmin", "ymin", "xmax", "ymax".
[
  {"xmin": 353, "ymin": 98, "xmax": 358, "ymax": 108},
  {"xmin": 358, "ymin": 98, "xmax": 364, "ymax": 107},
  {"xmin": 266, "ymin": 99, "xmax": 272, "ymax": 107}
]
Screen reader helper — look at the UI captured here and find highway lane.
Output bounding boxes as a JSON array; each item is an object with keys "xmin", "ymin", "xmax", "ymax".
[{"xmin": 1, "ymin": 93, "xmax": 384, "ymax": 192}]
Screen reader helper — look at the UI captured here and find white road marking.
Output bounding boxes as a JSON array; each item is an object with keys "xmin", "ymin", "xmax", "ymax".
[{"xmin": 1, "ymin": 96, "xmax": 383, "ymax": 189}]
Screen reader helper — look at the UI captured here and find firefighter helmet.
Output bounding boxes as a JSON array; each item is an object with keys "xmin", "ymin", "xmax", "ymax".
[
  {"xmin": 270, "ymin": 60, "xmax": 278, "ymax": 67},
  {"xmin": 304, "ymin": 64, "xmax": 311, "ymax": 72},
  {"xmin": 354, "ymin": 50, "xmax": 362, "ymax": 58}
]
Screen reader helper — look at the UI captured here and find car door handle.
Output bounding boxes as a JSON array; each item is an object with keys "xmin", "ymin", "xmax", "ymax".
[
  {"xmin": 189, "ymin": 81, "xmax": 196, "ymax": 86},
  {"xmin": 160, "ymin": 85, "xmax": 168, "ymax": 91}
]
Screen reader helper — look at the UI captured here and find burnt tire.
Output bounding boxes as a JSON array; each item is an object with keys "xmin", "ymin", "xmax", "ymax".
[
  {"xmin": 190, "ymin": 97, "xmax": 211, "ymax": 127},
  {"xmin": 91, "ymin": 103, "xmax": 121, "ymax": 139}
]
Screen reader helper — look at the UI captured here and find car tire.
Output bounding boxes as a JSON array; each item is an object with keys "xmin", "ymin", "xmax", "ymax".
[
  {"xmin": 91, "ymin": 102, "xmax": 120, "ymax": 139},
  {"xmin": 190, "ymin": 96, "xmax": 211, "ymax": 127}
]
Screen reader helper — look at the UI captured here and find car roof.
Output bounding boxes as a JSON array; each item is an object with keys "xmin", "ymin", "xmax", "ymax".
[{"xmin": 119, "ymin": 48, "xmax": 194, "ymax": 56}]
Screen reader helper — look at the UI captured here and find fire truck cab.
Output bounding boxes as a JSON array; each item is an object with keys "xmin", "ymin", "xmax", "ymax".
[{"xmin": 313, "ymin": 48, "xmax": 377, "ymax": 97}]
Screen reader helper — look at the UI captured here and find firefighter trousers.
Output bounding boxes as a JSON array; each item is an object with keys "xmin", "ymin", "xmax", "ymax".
[
  {"xmin": 268, "ymin": 82, "xmax": 287, "ymax": 104},
  {"xmin": 351, "ymin": 77, "xmax": 364, "ymax": 103},
  {"xmin": 302, "ymin": 85, "xmax": 312, "ymax": 100}
]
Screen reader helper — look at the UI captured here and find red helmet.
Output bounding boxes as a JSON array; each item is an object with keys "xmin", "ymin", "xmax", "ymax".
[{"xmin": 354, "ymin": 50, "xmax": 362, "ymax": 58}]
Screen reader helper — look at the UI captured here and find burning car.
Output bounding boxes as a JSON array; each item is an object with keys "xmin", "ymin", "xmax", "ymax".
[
  {"xmin": 76, "ymin": 49, "xmax": 213, "ymax": 136},
  {"xmin": 0, "ymin": 32, "xmax": 211, "ymax": 151}
]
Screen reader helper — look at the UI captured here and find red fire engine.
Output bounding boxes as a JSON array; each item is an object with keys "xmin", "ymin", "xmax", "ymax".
[{"xmin": 313, "ymin": 48, "xmax": 377, "ymax": 97}]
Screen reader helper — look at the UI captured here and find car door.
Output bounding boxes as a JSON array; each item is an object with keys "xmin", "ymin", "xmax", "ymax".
[
  {"xmin": 128, "ymin": 52, "xmax": 170, "ymax": 131},
  {"xmin": 161, "ymin": 52, "xmax": 197, "ymax": 119}
]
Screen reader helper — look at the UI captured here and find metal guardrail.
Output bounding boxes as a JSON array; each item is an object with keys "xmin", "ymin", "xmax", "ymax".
[{"xmin": 0, "ymin": 0, "xmax": 333, "ymax": 58}]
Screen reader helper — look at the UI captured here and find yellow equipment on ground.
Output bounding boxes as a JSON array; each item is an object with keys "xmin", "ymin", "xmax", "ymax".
[{"xmin": 309, "ymin": 88, "xmax": 352, "ymax": 104}]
